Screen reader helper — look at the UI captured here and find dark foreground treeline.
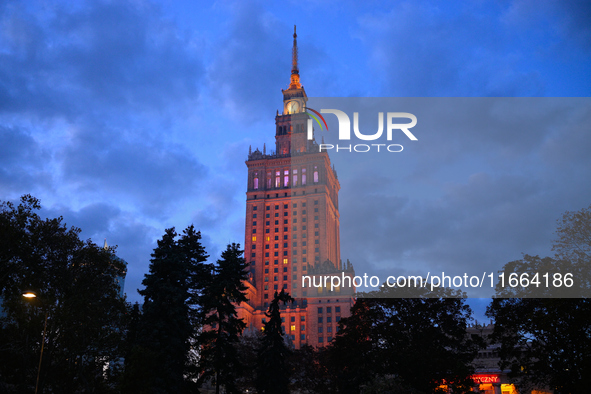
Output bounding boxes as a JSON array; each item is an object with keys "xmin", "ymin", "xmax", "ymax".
[{"xmin": 1, "ymin": 195, "xmax": 590, "ymax": 394}]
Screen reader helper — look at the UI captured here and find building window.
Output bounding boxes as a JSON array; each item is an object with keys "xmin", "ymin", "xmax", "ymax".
[
  {"xmin": 264, "ymin": 294, "xmax": 268, "ymax": 299},
  {"xmin": 335, "ymin": 306, "xmax": 340, "ymax": 313},
  {"xmin": 328, "ymin": 336, "xmax": 333, "ymax": 342},
  {"xmin": 336, "ymin": 316, "xmax": 341, "ymax": 322},
  {"xmin": 302, "ymin": 168, "xmax": 307, "ymax": 185},
  {"xmin": 292, "ymin": 169, "xmax": 298, "ymax": 186},
  {"xmin": 327, "ymin": 317, "xmax": 332, "ymax": 323},
  {"xmin": 274, "ymin": 268, "xmax": 278, "ymax": 273},
  {"xmin": 283, "ymin": 275, "xmax": 287, "ymax": 280},
  {"xmin": 266, "ymin": 206, "xmax": 270, "ymax": 210},
  {"xmin": 318, "ymin": 327, "xmax": 323, "ymax": 333},
  {"xmin": 314, "ymin": 166, "xmax": 319, "ymax": 183},
  {"xmin": 283, "ymin": 258, "xmax": 288, "ymax": 264},
  {"xmin": 265, "ymin": 269, "xmax": 269, "ymax": 274},
  {"xmin": 253, "ymin": 206, "xmax": 258, "ymax": 211},
  {"xmin": 251, "ymin": 253, "xmax": 256, "ymax": 257},
  {"xmin": 327, "ymin": 307, "xmax": 332, "ymax": 313},
  {"xmin": 318, "ymin": 307, "xmax": 323, "ymax": 314},
  {"xmin": 253, "ymin": 221, "xmax": 257, "ymax": 226},
  {"xmin": 275, "ymin": 171, "xmax": 281, "ymax": 188},
  {"xmin": 254, "ymin": 176, "xmax": 259, "ymax": 190},
  {"xmin": 318, "ymin": 337, "xmax": 324, "ymax": 343},
  {"xmin": 291, "ymin": 325, "xmax": 296, "ymax": 332},
  {"xmin": 265, "ymin": 277, "xmax": 269, "ymax": 282},
  {"xmin": 301, "ymin": 334, "xmax": 305, "ymax": 340}
]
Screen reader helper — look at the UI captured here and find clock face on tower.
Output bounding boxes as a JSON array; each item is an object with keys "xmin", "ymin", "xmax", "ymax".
[{"xmin": 287, "ymin": 100, "xmax": 300, "ymax": 114}]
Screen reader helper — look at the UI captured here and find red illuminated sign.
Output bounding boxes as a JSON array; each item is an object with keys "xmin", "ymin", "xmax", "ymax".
[{"xmin": 472, "ymin": 374, "xmax": 500, "ymax": 383}]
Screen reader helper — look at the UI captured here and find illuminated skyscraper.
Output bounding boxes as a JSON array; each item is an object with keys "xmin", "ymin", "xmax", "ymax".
[{"xmin": 238, "ymin": 27, "xmax": 355, "ymax": 348}]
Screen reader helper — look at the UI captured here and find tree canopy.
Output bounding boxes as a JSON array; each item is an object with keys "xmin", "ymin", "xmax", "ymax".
[
  {"xmin": 487, "ymin": 204, "xmax": 591, "ymax": 393},
  {"xmin": 0, "ymin": 195, "xmax": 127, "ymax": 393},
  {"xmin": 328, "ymin": 286, "xmax": 480, "ymax": 394}
]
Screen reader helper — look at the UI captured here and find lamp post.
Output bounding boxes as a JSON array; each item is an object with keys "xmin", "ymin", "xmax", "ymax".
[{"xmin": 22, "ymin": 291, "xmax": 48, "ymax": 394}]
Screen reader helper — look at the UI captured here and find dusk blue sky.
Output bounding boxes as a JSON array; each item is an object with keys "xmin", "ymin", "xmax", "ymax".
[{"xmin": 1, "ymin": 0, "xmax": 590, "ymax": 321}]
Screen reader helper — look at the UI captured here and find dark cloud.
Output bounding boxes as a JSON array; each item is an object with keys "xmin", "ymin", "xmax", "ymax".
[
  {"xmin": 0, "ymin": 125, "xmax": 52, "ymax": 191},
  {"xmin": 0, "ymin": 0, "xmax": 202, "ymax": 118},
  {"xmin": 355, "ymin": 1, "xmax": 591, "ymax": 96},
  {"xmin": 207, "ymin": 2, "xmax": 290, "ymax": 122},
  {"xmin": 60, "ymin": 125, "xmax": 208, "ymax": 216}
]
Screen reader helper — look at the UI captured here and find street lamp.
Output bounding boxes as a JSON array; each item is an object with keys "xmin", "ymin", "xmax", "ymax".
[{"xmin": 22, "ymin": 291, "xmax": 48, "ymax": 394}]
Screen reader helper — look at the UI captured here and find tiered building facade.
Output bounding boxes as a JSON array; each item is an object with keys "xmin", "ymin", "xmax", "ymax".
[{"xmin": 237, "ymin": 27, "xmax": 355, "ymax": 348}]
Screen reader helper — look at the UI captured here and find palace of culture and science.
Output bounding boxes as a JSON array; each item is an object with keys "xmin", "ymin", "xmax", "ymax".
[{"xmin": 236, "ymin": 27, "xmax": 355, "ymax": 348}]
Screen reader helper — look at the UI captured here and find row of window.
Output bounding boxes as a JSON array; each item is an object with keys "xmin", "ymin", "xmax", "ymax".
[
  {"xmin": 251, "ymin": 223, "xmax": 320, "ymax": 232},
  {"xmin": 318, "ymin": 306, "xmax": 341, "ymax": 313},
  {"xmin": 317, "ymin": 316, "xmax": 340, "ymax": 323},
  {"xmin": 253, "ymin": 208, "xmax": 320, "ymax": 218},
  {"xmin": 252, "ymin": 167, "xmax": 320, "ymax": 190}
]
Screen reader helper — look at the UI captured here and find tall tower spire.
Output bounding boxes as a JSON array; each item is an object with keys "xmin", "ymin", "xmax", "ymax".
[{"xmin": 289, "ymin": 25, "xmax": 302, "ymax": 89}]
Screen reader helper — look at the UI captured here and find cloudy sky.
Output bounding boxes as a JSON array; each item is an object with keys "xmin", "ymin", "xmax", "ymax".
[{"xmin": 1, "ymin": 0, "xmax": 590, "ymax": 319}]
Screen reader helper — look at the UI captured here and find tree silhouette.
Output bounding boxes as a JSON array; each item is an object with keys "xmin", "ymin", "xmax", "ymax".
[{"xmin": 256, "ymin": 289, "xmax": 294, "ymax": 394}]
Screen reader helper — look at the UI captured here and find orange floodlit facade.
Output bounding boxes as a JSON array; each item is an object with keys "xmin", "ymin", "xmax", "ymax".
[{"xmin": 236, "ymin": 27, "xmax": 355, "ymax": 348}]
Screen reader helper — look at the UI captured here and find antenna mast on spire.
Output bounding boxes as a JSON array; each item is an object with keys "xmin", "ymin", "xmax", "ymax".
[
  {"xmin": 292, "ymin": 25, "xmax": 298, "ymax": 74},
  {"xmin": 289, "ymin": 25, "xmax": 302, "ymax": 89}
]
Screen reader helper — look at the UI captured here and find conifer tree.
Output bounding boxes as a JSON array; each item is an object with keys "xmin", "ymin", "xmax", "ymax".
[
  {"xmin": 199, "ymin": 243, "xmax": 249, "ymax": 394},
  {"xmin": 124, "ymin": 225, "xmax": 210, "ymax": 393},
  {"xmin": 256, "ymin": 289, "xmax": 294, "ymax": 394}
]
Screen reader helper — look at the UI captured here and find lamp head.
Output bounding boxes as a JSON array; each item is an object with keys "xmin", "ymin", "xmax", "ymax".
[{"xmin": 22, "ymin": 291, "xmax": 37, "ymax": 298}]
